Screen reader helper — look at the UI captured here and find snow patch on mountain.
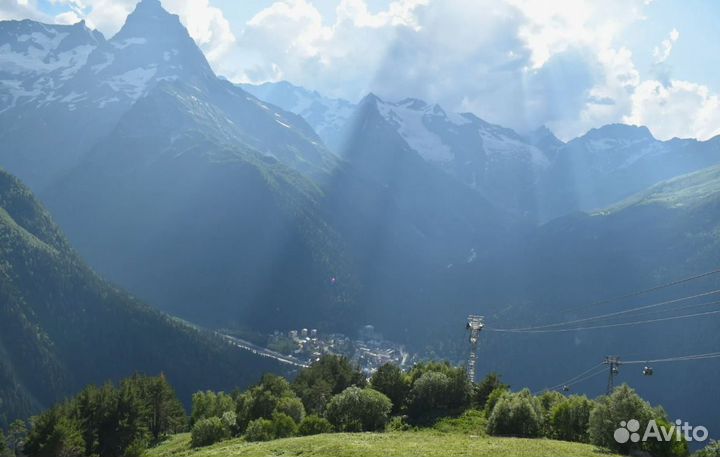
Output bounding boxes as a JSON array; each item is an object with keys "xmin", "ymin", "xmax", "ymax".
[
  {"xmin": 105, "ymin": 66, "xmax": 157, "ymax": 100},
  {"xmin": 376, "ymin": 98, "xmax": 454, "ymax": 162},
  {"xmin": 112, "ymin": 37, "xmax": 148, "ymax": 50}
]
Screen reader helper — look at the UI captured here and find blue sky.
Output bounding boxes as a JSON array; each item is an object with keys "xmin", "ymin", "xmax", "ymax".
[{"xmin": 3, "ymin": 0, "xmax": 719, "ymax": 141}]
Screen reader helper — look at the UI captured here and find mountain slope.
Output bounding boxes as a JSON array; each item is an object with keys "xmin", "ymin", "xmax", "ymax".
[
  {"xmin": 240, "ymin": 81, "xmax": 355, "ymax": 152},
  {"xmin": 319, "ymin": 94, "xmax": 526, "ymax": 332},
  {"xmin": 0, "ymin": 168, "xmax": 282, "ymax": 429},
  {"xmin": 541, "ymin": 124, "xmax": 720, "ymax": 219},
  {"xmin": 44, "ymin": 80, "xmax": 357, "ymax": 332}
]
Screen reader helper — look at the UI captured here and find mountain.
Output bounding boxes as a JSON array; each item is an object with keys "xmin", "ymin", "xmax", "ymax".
[
  {"xmin": 0, "ymin": 167, "xmax": 282, "ymax": 429},
  {"xmin": 43, "ymin": 77, "xmax": 357, "ymax": 332},
  {"xmin": 240, "ymin": 81, "xmax": 356, "ymax": 151},
  {"xmin": 5, "ymin": 1, "xmax": 350, "ymax": 332},
  {"xmin": 541, "ymin": 124, "xmax": 720, "ymax": 219},
  {"xmin": 0, "ymin": 0, "xmax": 334, "ymax": 191},
  {"xmin": 317, "ymin": 93, "xmax": 528, "ymax": 333},
  {"xmin": 246, "ymin": 87, "xmax": 560, "ymax": 219}
]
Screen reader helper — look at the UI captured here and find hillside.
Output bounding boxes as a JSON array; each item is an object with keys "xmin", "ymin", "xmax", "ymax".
[
  {"xmin": 0, "ymin": 168, "xmax": 282, "ymax": 428},
  {"xmin": 145, "ymin": 432, "xmax": 620, "ymax": 457}
]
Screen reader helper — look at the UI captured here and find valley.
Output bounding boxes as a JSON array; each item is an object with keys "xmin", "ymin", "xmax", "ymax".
[{"xmin": 1, "ymin": 0, "xmax": 719, "ymax": 455}]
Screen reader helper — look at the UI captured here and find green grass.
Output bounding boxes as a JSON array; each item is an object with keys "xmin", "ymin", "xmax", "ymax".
[
  {"xmin": 599, "ymin": 164, "xmax": 720, "ymax": 214},
  {"xmin": 145, "ymin": 431, "xmax": 619, "ymax": 457}
]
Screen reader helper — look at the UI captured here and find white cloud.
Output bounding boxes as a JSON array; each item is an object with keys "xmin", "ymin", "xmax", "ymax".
[
  {"xmin": 223, "ymin": 0, "xmax": 720, "ymax": 141},
  {"xmin": 163, "ymin": 0, "xmax": 235, "ymax": 63},
  {"xmin": 653, "ymin": 27, "xmax": 679, "ymax": 64},
  {"xmin": 54, "ymin": 10, "xmax": 82, "ymax": 24},
  {"xmin": 0, "ymin": 0, "xmax": 50, "ymax": 21},
  {"xmin": 625, "ymin": 79, "xmax": 720, "ymax": 140}
]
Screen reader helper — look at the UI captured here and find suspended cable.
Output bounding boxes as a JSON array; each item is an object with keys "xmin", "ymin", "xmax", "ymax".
[
  {"xmin": 487, "ymin": 309, "xmax": 720, "ymax": 334},
  {"xmin": 490, "ymin": 290, "xmax": 720, "ymax": 332},
  {"xmin": 535, "ymin": 363, "xmax": 605, "ymax": 394},
  {"xmin": 623, "ymin": 351, "xmax": 720, "ymax": 365},
  {"xmin": 557, "ymin": 267, "xmax": 720, "ymax": 313}
]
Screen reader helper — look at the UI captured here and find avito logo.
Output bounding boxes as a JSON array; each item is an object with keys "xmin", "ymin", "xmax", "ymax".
[{"xmin": 614, "ymin": 419, "xmax": 709, "ymax": 443}]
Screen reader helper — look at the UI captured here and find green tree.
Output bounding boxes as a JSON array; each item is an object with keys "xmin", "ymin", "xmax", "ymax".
[
  {"xmin": 537, "ymin": 390, "xmax": 566, "ymax": 437},
  {"xmin": 275, "ymin": 397, "xmax": 306, "ymax": 424},
  {"xmin": 236, "ymin": 374, "xmax": 303, "ymax": 433},
  {"xmin": 191, "ymin": 391, "xmax": 234, "ymax": 426},
  {"xmin": 370, "ymin": 364, "xmax": 409, "ymax": 414},
  {"xmin": 325, "ymin": 387, "xmax": 392, "ymax": 432},
  {"xmin": 483, "ymin": 386, "xmax": 510, "ymax": 418},
  {"xmin": 190, "ymin": 417, "xmax": 230, "ymax": 448},
  {"xmin": 8, "ymin": 419, "xmax": 27, "ymax": 455},
  {"xmin": 24, "ymin": 407, "xmax": 84, "ymax": 457},
  {"xmin": 487, "ymin": 389, "xmax": 543, "ymax": 438},
  {"xmin": 405, "ymin": 363, "xmax": 471, "ymax": 424},
  {"xmin": 0, "ymin": 429, "xmax": 9, "ymax": 457},
  {"xmin": 642, "ymin": 417, "xmax": 689, "ymax": 457},
  {"xmin": 588, "ymin": 384, "xmax": 655, "ymax": 455},
  {"xmin": 550, "ymin": 395, "xmax": 594, "ymax": 442},
  {"xmin": 298, "ymin": 415, "xmax": 334, "ymax": 436},
  {"xmin": 245, "ymin": 419, "xmax": 274, "ymax": 442},
  {"xmin": 472, "ymin": 372, "xmax": 508, "ymax": 410},
  {"xmin": 292, "ymin": 356, "xmax": 366, "ymax": 414},
  {"xmin": 271, "ymin": 413, "xmax": 298, "ymax": 438},
  {"xmin": 405, "ymin": 362, "xmax": 471, "ymax": 423},
  {"xmin": 132, "ymin": 374, "xmax": 186, "ymax": 441}
]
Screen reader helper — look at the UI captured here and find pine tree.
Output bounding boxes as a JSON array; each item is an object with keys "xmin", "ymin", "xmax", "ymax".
[{"xmin": 0, "ymin": 429, "xmax": 9, "ymax": 457}]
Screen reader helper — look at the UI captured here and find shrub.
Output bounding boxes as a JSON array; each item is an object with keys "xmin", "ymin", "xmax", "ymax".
[
  {"xmin": 643, "ymin": 417, "xmax": 689, "ymax": 457},
  {"xmin": 271, "ymin": 413, "xmax": 298, "ymax": 438},
  {"xmin": 190, "ymin": 417, "xmax": 230, "ymax": 448},
  {"xmin": 325, "ymin": 387, "xmax": 392, "ymax": 432},
  {"xmin": 695, "ymin": 440, "xmax": 720, "ymax": 457},
  {"xmin": 588, "ymin": 384, "xmax": 655, "ymax": 455},
  {"xmin": 433, "ymin": 410, "xmax": 487, "ymax": 435},
  {"xmin": 487, "ymin": 389, "xmax": 543, "ymax": 438},
  {"xmin": 298, "ymin": 415, "xmax": 334, "ymax": 436},
  {"xmin": 483, "ymin": 386, "xmax": 509, "ymax": 418},
  {"xmin": 245, "ymin": 418, "xmax": 274, "ymax": 442},
  {"xmin": 550, "ymin": 395, "xmax": 594, "ymax": 442},
  {"xmin": 386, "ymin": 416, "xmax": 413, "ymax": 432}
]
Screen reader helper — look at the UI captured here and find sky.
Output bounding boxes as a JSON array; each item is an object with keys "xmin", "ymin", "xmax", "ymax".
[{"xmin": 1, "ymin": 0, "xmax": 719, "ymax": 141}]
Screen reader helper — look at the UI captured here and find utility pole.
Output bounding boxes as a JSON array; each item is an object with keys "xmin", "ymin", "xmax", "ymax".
[
  {"xmin": 466, "ymin": 315, "xmax": 484, "ymax": 383},
  {"xmin": 604, "ymin": 356, "xmax": 620, "ymax": 395}
]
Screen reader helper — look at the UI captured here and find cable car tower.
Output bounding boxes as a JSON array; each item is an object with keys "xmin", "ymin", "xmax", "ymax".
[
  {"xmin": 604, "ymin": 356, "xmax": 621, "ymax": 395},
  {"xmin": 466, "ymin": 315, "xmax": 485, "ymax": 383}
]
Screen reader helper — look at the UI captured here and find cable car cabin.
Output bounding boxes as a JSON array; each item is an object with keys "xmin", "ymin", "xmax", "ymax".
[
  {"xmin": 642, "ymin": 366, "xmax": 654, "ymax": 376},
  {"xmin": 611, "ymin": 366, "xmax": 619, "ymax": 375},
  {"xmin": 562, "ymin": 385, "xmax": 570, "ymax": 392}
]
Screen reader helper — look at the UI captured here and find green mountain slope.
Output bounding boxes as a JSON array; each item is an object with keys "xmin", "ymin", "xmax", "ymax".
[
  {"xmin": 0, "ymin": 168, "xmax": 282, "ymax": 428},
  {"xmin": 44, "ymin": 81, "xmax": 357, "ymax": 332}
]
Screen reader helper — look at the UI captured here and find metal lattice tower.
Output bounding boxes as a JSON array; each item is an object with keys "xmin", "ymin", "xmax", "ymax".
[
  {"xmin": 466, "ymin": 315, "xmax": 485, "ymax": 383},
  {"xmin": 604, "ymin": 356, "xmax": 621, "ymax": 395}
]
